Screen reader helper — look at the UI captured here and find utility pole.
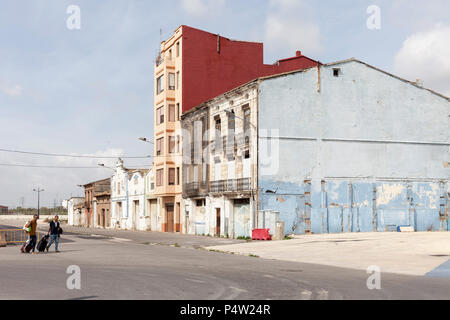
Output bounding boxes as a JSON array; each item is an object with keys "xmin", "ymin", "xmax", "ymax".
[{"xmin": 33, "ymin": 188, "xmax": 44, "ymax": 218}]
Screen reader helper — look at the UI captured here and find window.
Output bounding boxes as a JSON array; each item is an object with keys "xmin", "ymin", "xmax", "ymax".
[
  {"xmin": 333, "ymin": 68, "xmax": 341, "ymax": 77},
  {"xmin": 176, "ymin": 167, "xmax": 180, "ymax": 185},
  {"xmin": 227, "ymin": 111, "xmax": 235, "ymax": 160},
  {"xmin": 243, "ymin": 105, "xmax": 251, "ymax": 158},
  {"xmin": 215, "ymin": 116, "xmax": 221, "ymax": 153},
  {"xmin": 176, "ymin": 135, "xmax": 180, "ymax": 153},
  {"xmin": 176, "ymin": 71, "xmax": 180, "ymax": 90},
  {"xmin": 156, "ymin": 169, "xmax": 163, "ymax": 187},
  {"xmin": 176, "ymin": 103, "xmax": 180, "ymax": 120},
  {"xmin": 117, "ymin": 182, "xmax": 121, "ymax": 195},
  {"xmin": 168, "ymin": 49, "xmax": 172, "ymax": 60},
  {"xmin": 169, "ymin": 136, "xmax": 175, "ymax": 154},
  {"xmin": 156, "ymin": 137, "xmax": 164, "ymax": 156},
  {"xmin": 176, "ymin": 42, "xmax": 180, "ymax": 57},
  {"xmin": 156, "ymin": 106, "xmax": 164, "ymax": 125},
  {"xmin": 196, "ymin": 199, "xmax": 205, "ymax": 207},
  {"xmin": 169, "ymin": 104, "xmax": 175, "ymax": 122},
  {"xmin": 156, "ymin": 75, "xmax": 164, "ymax": 94},
  {"xmin": 169, "ymin": 73, "xmax": 175, "ymax": 90},
  {"xmin": 168, "ymin": 168, "xmax": 175, "ymax": 185}
]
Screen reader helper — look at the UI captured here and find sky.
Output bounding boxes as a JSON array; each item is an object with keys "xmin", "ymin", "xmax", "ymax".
[{"xmin": 0, "ymin": 0, "xmax": 449, "ymax": 208}]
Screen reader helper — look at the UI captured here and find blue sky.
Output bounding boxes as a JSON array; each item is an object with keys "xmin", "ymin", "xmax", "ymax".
[{"xmin": 0, "ymin": 0, "xmax": 448, "ymax": 207}]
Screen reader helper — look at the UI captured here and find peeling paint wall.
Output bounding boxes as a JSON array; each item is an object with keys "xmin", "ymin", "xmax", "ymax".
[{"xmin": 258, "ymin": 61, "xmax": 449, "ymax": 234}]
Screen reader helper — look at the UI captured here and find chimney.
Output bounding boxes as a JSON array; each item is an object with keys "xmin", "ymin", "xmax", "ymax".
[{"xmin": 296, "ymin": 51, "xmax": 302, "ymax": 57}]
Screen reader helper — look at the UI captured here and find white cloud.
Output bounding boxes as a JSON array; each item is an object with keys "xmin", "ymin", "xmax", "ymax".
[
  {"xmin": 264, "ymin": 0, "xmax": 322, "ymax": 59},
  {"xmin": 394, "ymin": 24, "xmax": 450, "ymax": 96},
  {"xmin": 181, "ymin": 0, "xmax": 225, "ymax": 17}
]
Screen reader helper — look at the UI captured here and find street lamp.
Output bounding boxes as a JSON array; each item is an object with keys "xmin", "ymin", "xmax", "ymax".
[
  {"xmin": 33, "ymin": 188, "xmax": 44, "ymax": 218},
  {"xmin": 98, "ymin": 163, "xmax": 113, "ymax": 169},
  {"xmin": 138, "ymin": 137, "xmax": 154, "ymax": 144}
]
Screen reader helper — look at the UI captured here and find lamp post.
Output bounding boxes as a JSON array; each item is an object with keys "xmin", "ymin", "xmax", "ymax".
[
  {"xmin": 138, "ymin": 137, "xmax": 154, "ymax": 144},
  {"xmin": 33, "ymin": 188, "xmax": 44, "ymax": 218}
]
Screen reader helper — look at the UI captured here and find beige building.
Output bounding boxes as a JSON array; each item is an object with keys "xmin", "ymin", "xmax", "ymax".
[{"xmin": 153, "ymin": 28, "xmax": 183, "ymax": 233}]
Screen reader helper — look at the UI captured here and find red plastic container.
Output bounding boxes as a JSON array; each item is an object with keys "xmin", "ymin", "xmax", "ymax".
[{"xmin": 252, "ymin": 229, "xmax": 272, "ymax": 241}]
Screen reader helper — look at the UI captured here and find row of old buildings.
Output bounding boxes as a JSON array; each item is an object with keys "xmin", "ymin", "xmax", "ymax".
[{"xmin": 67, "ymin": 25, "xmax": 449, "ymax": 237}]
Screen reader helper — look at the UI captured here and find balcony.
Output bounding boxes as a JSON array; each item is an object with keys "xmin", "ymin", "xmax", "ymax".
[
  {"xmin": 210, "ymin": 178, "xmax": 251, "ymax": 194},
  {"xmin": 184, "ymin": 182, "xmax": 199, "ymax": 197}
]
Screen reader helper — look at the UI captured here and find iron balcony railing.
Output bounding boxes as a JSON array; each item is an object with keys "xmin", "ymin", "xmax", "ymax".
[
  {"xmin": 185, "ymin": 182, "xmax": 199, "ymax": 195},
  {"xmin": 210, "ymin": 178, "xmax": 251, "ymax": 193}
]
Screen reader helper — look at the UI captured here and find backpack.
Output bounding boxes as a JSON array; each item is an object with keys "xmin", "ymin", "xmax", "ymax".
[{"xmin": 23, "ymin": 222, "xmax": 31, "ymax": 233}]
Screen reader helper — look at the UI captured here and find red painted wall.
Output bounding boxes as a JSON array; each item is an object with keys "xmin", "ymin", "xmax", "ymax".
[{"xmin": 181, "ymin": 25, "xmax": 319, "ymax": 113}]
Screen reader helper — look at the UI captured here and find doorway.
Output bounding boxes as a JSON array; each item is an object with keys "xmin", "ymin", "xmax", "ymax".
[
  {"xmin": 216, "ymin": 208, "xmax": 221, "ymax": 236},
  {"xmin": 166, "ymin": 204, "xmax": 174, "ymax": 233}
]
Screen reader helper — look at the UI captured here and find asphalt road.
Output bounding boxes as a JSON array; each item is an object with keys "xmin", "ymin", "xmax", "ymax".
[{"xmin": 1, "ymin": 224, "xmax": 450, "ymax": 300}]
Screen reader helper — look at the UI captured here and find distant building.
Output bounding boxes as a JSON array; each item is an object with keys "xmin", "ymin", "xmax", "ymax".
[
  {"xmin": 144, "ymin": 168, "xmax": 159, "ymax": 231},
  {"xmin": 0, "ymin": 206, "xmax": 8, "ymax": 215},
  {"xmin": 67, "ymin": 197, "xmax": 84, "ymax": 226},
  {"xmin": 111, "ymin": 159, "xmax": 151, "ymax": 230},
  {"xmin": 83, "ymin": 178, "xmax": 111, "ymax": 228}
]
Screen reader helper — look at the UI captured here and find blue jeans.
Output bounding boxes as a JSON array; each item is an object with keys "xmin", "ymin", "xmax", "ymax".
[
  {"xmin": 29, "ymin": 235, "xmax": 37, "ymax": 252},
  {"xmin": 47, "ymin": 234, "xmax": 59, "ymax": 251}
]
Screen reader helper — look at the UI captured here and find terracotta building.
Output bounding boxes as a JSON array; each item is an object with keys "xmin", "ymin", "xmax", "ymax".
[
  {"xmin": 153, "ymin": 25, "xmax": 319, "ymax": 233},
  {"xmin": 83, "ymin": 178, "xmax": 111, "ymax": 228}
]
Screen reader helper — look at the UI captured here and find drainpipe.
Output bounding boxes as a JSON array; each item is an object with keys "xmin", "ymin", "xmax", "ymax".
[{"xmin": 317, "ymin": 61, "xmax": 321, "ymax": 93}]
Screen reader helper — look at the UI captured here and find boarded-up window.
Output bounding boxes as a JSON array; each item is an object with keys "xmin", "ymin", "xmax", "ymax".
[
  {"xmin": 169, "ymin": 104, "xmax": 175, "ymax": 122},
  {"xmin": 168, "ymin": 168, "xmax": 175, "ymax": 185}
]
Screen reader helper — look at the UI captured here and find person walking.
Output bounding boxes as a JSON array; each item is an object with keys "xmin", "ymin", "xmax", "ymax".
[
  {"xmin": 21, "ymin": 214, "xmax": 38, "ymax": 254},
  {"xmin": 46, "ymin": 215, "xmax": 62, "ymax": 252}
]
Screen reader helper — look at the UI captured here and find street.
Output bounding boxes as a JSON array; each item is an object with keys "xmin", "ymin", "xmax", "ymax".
[{"xmin": 1, "ymin": 223, "xmax": 450, "ymax": 300}]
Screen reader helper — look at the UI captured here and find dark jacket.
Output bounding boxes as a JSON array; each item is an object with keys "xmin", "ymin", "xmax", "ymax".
[{"xmin": 49, "ymin": 221, "xmax": 61, "ymax": 235}]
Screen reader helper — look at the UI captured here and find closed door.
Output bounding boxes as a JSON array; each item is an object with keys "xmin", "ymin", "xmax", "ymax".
[
  {"xmin": 216, "ymin": 208, "xmax": 221, "ymax": 236},
  {"xmin": 101, "ymin": 209, "xmax": 106, "ymax": 228},
  {"xmin": 166, "ymin": 204, "xmax": 174, "ymax": 233}
]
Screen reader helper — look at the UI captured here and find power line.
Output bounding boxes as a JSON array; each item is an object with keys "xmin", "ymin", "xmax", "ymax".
[
  {"xmin": 0, "ymin": 148, "xmax": 152, "ymax": 159},
  {"xmin": 0, "ymin": 163, "xmax": 107, "ymax": 169},
  {"xmin": 0, "ymin": 163, "xmax": 153, "ymax": 169}
]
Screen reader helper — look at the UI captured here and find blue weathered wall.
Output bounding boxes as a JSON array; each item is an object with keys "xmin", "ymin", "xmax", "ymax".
[{"xmin": 257, "ymin": 60, "xmax": 449, "ymax": 234}]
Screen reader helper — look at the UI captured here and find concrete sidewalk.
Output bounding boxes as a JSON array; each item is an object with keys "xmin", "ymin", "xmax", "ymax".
[{"xmin": 206, "ymin": 232, "xmax": 450, "ymax": 276}]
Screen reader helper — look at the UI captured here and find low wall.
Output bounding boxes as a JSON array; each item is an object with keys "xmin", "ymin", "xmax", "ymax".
[{"xmin": 0, "ymin": 215, "xmax": 68, "ymax": 223}]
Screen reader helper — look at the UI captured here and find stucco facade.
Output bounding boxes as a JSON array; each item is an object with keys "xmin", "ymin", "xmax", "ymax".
[
  {"xmin": 182, "ymin": 83, "xmax": 259, "ymax": 238},
  {"xmin": 154, "ymin": 25, "xmax": 318, "ymax": 233},
  {"xmin": 67, "ymin": 197, "xmax": 84, "ymax": 226},
  {"xmin": 257, "ymin": 59, "xmax": 449, "ymax": 235}
]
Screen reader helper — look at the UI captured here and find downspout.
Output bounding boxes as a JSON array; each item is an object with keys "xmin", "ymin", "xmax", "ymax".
[
  {"xmin": 317, "ymin": 61, "xmax": 321, "ymax": 93},
  {"xmin": 255, "ymin": 83, "xmax": 259, "ymax": 231}
]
